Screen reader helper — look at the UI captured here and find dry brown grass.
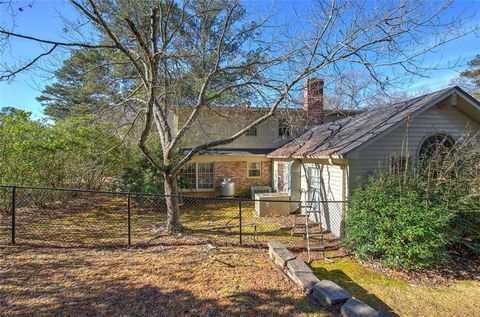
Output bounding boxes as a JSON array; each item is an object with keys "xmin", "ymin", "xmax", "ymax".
[
  {"xmin": 0, "ymin": 245, "xmax": 328, "ymax": 317},
  {"xmin": 1, "ymin": 194, "xmax": 338, "ymax": 252}
]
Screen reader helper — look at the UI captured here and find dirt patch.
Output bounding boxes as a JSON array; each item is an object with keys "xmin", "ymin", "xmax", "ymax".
[{"xmin": 0, "ymin": 245, "xmax": 329, "ymax": 316}]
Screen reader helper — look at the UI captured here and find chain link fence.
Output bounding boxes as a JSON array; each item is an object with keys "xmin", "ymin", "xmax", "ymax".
[{"xmin": 0, "ymin": 185, "xmax": 344, "ymax": 251}]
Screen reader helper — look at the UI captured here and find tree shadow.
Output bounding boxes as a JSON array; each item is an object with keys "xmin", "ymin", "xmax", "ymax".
[
  {"xmin": 0, "ymin": 246, "xmax": 323, "ymax": 317},
  {"xmin": 2, "ymin": 284, "xmax": 310, "ymax": 317},
  {"xmin": 312, "ymin": 267, "xmax": 398, "ymax": 316}
]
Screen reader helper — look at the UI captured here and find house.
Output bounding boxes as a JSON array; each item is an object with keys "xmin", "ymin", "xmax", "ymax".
[
  {"xmin": 175, "ymin": 79, "xmax": 480, "ymax": 236},
  {"xmin": 268, "ymin": 85, "xmax": 480, "ymax": 236},
  {"xmin": 175, "ymin": 78, "xmax": 357, "ymax": 196}
]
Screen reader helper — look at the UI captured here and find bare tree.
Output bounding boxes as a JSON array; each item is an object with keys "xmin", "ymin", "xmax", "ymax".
[{"xmin": 1, "ymin": 0, "xmax": 477, "ymax": 232}]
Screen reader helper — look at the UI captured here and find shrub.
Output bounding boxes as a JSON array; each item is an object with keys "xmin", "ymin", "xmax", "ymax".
[
  {"xmin": 344, "ymin": 173, "xmax": 451, "ymax": 268},
  {"xmin": 345, "ymin": 132, "xmax": 480, "ymax": 268}
]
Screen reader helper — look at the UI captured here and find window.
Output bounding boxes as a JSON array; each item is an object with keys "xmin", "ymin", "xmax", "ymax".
[
  {"xmin": 278, "ymin": 120, "xmax": 291, "ymax": 137},
  {"xmin": 307, "ymin": 167, "xmax": 321, "ymax": 201},
  {"xmin": 246, "ymin": 126, "xmax": 257, "ymax": 136},
  {"xmin": 248, "ymin": 162, "xmax": 261, "ymax": 178},
  {"xmin": 419, "ymin": 134, "xmax": 455, "ymax": 161},
  {"xmin": 180, "ymin": 163, "xmax": 196, "ymax": 190},
  {"xmin": 197, "ymin": 163, "xmax": 214, "ymax": 189},
  {"xmin": 179, "ymin": 162, "xmax": 214, "ymax": 190},
  {"xmin": 389, "ymin": 155, "xmax": 411, "ymax": 174}
]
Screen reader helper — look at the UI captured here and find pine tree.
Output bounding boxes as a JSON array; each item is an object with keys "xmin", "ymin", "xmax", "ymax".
[{"xmin": 459, "ymin": 54, "xmax": 480, "ymax": 99}]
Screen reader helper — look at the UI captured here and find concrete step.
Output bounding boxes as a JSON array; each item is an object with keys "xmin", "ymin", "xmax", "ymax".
[
  {"xmin": 287, "ymin": 259, "xmax": 313, "ymax": 274},
  {"xmin": 341, "ymin": 298, "xmax": 380, "ymax": 317},
  {"xmin": 312, "ymin": 280, "xmax": 350, "ymax": 306},
  {"xmin": 269, "ymin": 245, "xmax": 296, "ymax": 269},
  {"xmin": 267, "ymin": 241, "xmax": 284, "ymax": 250},
  {"xmin": 286, "ymin": 271, "xmax": 320, "ymax": 293}
]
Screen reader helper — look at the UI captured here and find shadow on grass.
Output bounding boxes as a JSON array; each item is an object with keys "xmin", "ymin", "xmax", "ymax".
[
  {"xmin": 0, "ymin": 247, "xmax": 314, "ymax": 317},
  {"xmin": 1, "ymin": 284, "xmax": 306, "ymax": 317},
  {"xmin": 312, "ymin": 266, "xmax": 398, "ymax": 316}
]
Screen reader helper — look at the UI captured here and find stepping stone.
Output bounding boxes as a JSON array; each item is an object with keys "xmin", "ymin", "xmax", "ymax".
[
  {"xmin": 287, "ymin": 259, "xmax": 313, "ymax": 274},
  {"xmin": 268, "ymin": 240, "xmax": 284, "ymax": 250},
  {"xmin": 312, "ymin": 280, "xmax": 350, "ymax": 306},
  {"xmin": 270, "ymin": 247, "xmax": 296, "ymax": 269},
  {"xmin": 286, "ymin": 271, "xmax": 320, "ymax": 293},
  {"xmin": 341, "ymin": 298, "xmax": 379, "ymax": 317}
]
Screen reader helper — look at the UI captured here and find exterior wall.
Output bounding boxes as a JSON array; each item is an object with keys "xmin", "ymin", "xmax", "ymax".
[
  {"xmin": 299, "ymin": 162, "xmax": 344, "ymax": 201},
  {"xmin": 348, "ymin": 100, "xmax": 480, "ymax": 191},
  {"xmin": 272, "ymin": 159, "xmax": 346, "ymax": 237},
  {"xmin": 177, "ymin": 109, "xmax": 305, "ymax": 150},
  {"xmin": 299, "ymin": 162, "xmax": 345, "ymax": 237},
  {"xmin": 173, "ymin": 108, "xmax": 355, "ymax": 151},
  {"xmin": 181, "ymin": 155, "xmax": 272, "ymax": 197},
  {"xmin": 215, "ymin": 160, "xmax": 271, "ymax": 197}
]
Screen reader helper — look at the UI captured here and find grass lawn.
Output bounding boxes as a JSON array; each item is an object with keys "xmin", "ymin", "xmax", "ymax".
[
  {"xmin": 3, "ymin": 194, "xmax": 478, "ymax": 316},
  {"xmin": 0, "ymin": 245, "xmax": 329, "ymax": 317},
  {"xmin": 311, "ymin": 256, "xmax": 480, "ymax": 317}
]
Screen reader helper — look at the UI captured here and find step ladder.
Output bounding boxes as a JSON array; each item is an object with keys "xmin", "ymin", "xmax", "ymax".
[{"xmin": 291, "ymin": 190, "xmax": 330, "ymax": 263}]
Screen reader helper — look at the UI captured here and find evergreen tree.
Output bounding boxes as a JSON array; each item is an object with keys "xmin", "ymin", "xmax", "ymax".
[
  {"xmin": 37, "ymin": 48, "xmax": 133, "ymax": 119},
  {"xmin": 458, "ymin": 54, "xmax": 480, "ymax": 99}
]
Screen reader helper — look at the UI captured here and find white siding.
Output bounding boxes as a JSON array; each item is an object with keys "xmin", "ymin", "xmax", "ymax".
[
  {"xmin": 300, "ymin": 162, "xmax": 345, "ymax": 237},
  {"xmin": 300, "ymin": 163, "xmax": 343, "ymax": 201},
  {"xmin": 273, "ymin": 159, "xmax": 345, "ymax": 236},
  {"xmin": 179, "ymin": 112, "xmax": 303, "ymax": 149},
  {"xmin": 348, "ymin": 101, "xmax": 480, "ymax": 190}
]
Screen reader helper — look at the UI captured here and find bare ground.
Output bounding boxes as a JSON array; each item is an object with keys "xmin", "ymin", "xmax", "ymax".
[{"xmin": 0, "ymin": 245, "xmax": 326, "ymax": 317}]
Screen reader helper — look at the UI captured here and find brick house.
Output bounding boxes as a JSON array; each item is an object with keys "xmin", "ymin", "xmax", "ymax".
[
  {"xmin": 174, "ymin": 80, "xmax": 480, "ymax": 236},
  {"xmin": 175, "ymin": 78, "xmax": 354, "ymax": 196}
]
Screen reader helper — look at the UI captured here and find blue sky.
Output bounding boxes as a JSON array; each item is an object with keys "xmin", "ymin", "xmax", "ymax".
[{"xmin": 0, "ymin": 0, "xmax": 479, "ymax": 118}]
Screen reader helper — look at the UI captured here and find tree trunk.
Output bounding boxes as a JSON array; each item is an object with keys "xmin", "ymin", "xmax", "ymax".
[{"xmin": 164, "ymin": 174, "xmax": 181, "ymax": 233}]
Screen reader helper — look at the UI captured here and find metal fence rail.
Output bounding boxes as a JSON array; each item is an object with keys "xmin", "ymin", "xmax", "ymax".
[{"xmin": 0, "ymin": 185, "xmax": 345, "ymax": 251}]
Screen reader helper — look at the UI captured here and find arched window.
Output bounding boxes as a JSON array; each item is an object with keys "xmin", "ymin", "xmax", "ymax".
[{"xmin": 419, "ymin": 134, "xmax": 455, "ymax": 161}]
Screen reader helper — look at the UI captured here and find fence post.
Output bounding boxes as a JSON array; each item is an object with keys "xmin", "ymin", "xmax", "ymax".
[
  {"xmin": 239, "ymin": 200, "xmax": 242, "ymax": 246},
  {"xmin": 11, "ymin": 186, "xmax": 16, "ymax": 245},
  {"xmin": 127, "ymin": 193, "xmax": 131, "ymax": 247}
]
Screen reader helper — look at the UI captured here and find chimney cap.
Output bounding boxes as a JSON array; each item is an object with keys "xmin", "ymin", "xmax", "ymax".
[{"xmin": 304, "ymin": 77, "xmax": 324, "ymax": 86}]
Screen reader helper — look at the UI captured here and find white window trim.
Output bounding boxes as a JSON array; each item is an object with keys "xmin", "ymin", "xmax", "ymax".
[
  {"xmin": 179, "ymin": 162, "xmax": 215, "ymax": 192},
  {"xmin": 247, "ymin": 161, "xmax": 262, "ymax": 178}
]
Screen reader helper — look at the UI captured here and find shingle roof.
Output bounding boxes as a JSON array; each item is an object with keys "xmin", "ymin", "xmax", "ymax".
[{"xmin": 268, "ymin": 86, "xmax": 459, "ymax": 158}]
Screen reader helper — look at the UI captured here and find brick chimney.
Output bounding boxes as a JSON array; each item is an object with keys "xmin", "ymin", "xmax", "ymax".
[{"xmin": 304, "ymin": 78, "xmax": 324, "ymax": 125}]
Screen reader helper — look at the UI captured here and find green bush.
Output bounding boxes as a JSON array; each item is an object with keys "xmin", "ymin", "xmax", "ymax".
[
  {"xmin": 0, "ymin": 109, "xmax": 128, "ymax": 190},
  {"xmin": 345, "ymin": 132, "xmax": 480, "ymax": 268},
  {"xmin": 344, "ymin": 174, "xmax": 451, "ymax": 268}
]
